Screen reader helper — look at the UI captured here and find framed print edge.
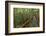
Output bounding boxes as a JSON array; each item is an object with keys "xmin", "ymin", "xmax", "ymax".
[
  {"xmin": 5, "ymin": 1, "xmax": 8, "ymax": 35},
  {"xmin": 5, "ymin": 1, "xmax": 45, "ymax": 35}
]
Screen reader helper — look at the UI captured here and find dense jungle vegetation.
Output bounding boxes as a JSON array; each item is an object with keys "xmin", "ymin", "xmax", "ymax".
[{"xmin": 14, "ymin": 8, "xmax": 39, "ymax": 28}]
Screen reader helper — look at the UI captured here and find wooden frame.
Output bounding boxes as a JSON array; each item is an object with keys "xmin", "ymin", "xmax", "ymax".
[{"xmin": 5, "ymin": 1, "xmax": 45, "ymax": 35}]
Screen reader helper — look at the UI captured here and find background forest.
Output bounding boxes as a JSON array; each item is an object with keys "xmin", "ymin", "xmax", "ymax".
[{"xmin": 14, "ymin": 8, "xmax": 39, "ymax": 28}]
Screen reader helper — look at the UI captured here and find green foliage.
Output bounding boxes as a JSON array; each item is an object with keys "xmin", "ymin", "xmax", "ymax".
[{"xmin": 14, "ymin": 8, "xmax": 39, "ymax": 28}]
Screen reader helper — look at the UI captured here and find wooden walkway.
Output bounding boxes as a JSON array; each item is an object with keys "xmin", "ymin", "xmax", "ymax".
[{"xmin": 20, "ymin": 19, "xmax": 31, "ymax": 27}]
